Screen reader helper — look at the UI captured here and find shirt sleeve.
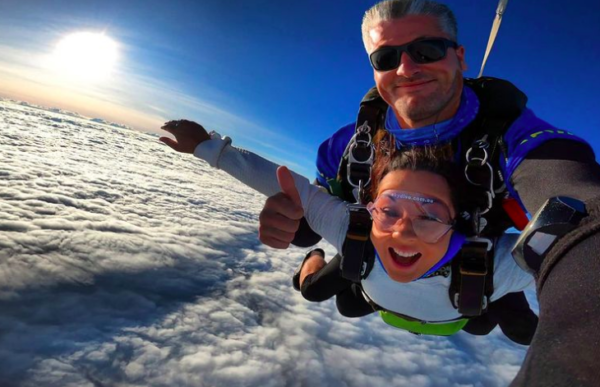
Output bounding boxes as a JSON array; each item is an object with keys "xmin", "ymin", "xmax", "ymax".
[
  {"xmin": 194, "ymin": 133, "xmax": 349, "ymax": 251},
  {"xmin": 499, "ymin": 108, "xmax": 590, "ymax": 204}
]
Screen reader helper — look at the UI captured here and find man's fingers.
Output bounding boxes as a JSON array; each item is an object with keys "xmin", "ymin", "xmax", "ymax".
[
  {"xmin": 277, "ymin": 166, "xmax": 302, "ymax": 208},
  {"xmin": 159, "ymin": 137, "xmax": 179, "ymax": 150}
]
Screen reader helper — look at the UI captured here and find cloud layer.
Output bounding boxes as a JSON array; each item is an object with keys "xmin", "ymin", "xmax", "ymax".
[{"xmin": 0, "ymin": 101, "xmax": 532, "ymax": 387}]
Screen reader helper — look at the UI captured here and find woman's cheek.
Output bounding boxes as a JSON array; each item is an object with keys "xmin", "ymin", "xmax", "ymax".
[
  {"xmin": 370, "ymin": 229, "xmax": 387, "ymax": 255},
  {"xmin": 430, "ymin": 230, "xmax": 454, "ymax": 261}
]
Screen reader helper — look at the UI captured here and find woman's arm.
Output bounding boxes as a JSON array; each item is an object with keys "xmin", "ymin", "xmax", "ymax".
[{"xmin": 193, "ymin": 132, "xmax": 349, "ymax": 252}]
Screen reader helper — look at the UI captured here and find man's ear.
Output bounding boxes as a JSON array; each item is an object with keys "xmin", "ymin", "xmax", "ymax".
[{"xmin": 456, "ymin": 45, "xmax": 468, "ymax": 71}]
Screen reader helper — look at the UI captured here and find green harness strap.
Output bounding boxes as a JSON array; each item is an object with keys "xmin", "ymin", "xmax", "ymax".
[{"xmin": 379, "ymin": 311, "xmax": 469, "ymax": 336}]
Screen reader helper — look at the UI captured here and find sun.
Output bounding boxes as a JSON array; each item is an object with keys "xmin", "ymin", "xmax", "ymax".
[{"xmin": 51, "ymin": 32, "xmax": 119, "ymax": 83}]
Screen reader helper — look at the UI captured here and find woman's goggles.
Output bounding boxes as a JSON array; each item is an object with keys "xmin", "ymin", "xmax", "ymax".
[
  {"xmin": 366, "ymin": 190, "xmax": 455, "ymax": 244},
  {"xmin": 369, "ymin": 38, "xmax": 458, "ymax": 72}
]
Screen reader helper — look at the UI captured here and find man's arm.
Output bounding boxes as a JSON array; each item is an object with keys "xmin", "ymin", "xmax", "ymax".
[
  {"xmin": 510, "ymin": 140, "xmax": 600, "ymax": 214},
  {"xmin": 509, "ymin": 139, "xmax": 600, "ymax": 387}
]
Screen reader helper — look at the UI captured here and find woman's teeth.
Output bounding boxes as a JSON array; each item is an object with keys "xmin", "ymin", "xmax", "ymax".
[
  {"xmin": 392, "ymin": 248, "xmax": 419, "ymax": 257},
  {"xmin": 389, "ymin": 248, "xmax": 422, "ymax": 266}
]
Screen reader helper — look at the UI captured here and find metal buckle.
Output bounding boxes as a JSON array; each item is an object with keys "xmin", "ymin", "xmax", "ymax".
[
  {"xmin": 465, "ymin": 237, "xmax": 493, "ymax": 251},
  {"xmin": 459, "ymin": 237, "xmax": 492, "ymax": 276},
  {"xmin": 464, "ymin": 158, "xmax": 494, "ymax": 188},
  {"xmin": 347, "ymin": 126, "xmax": 374, "ymax": 190},
  {"xmin": 479, "ymin": 192, "xmax": 493, "ymax": 215}
]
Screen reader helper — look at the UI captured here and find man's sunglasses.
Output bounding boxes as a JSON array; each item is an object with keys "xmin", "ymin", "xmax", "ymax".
[{"xmin": 369, "ymin": 38, "xmax": 458, "ymax": 71}]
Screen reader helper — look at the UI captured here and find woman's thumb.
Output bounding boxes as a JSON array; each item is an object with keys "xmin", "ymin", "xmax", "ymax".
[{"xmin": 277, "ymin": 166, "xmax": 302, "ymax": 207}]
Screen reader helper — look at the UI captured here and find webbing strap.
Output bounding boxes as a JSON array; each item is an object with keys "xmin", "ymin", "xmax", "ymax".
[
  {"xmin": 451, "ymin": 239, "xmax": 494, "ymax": 316},
  {"xmin": 340, "ymin": 204, "xmax": 374, "ymax": 282},
  {"xmin": 338, "ymin": 88, "xmax": 386, "ymax": 282},
  {"xmin": 478, "ymin": 0, "xmax": 510, "ymax": 78}
]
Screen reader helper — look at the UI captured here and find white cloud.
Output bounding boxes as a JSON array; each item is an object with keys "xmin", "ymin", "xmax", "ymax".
[{"xmin": 0, "ymin": 100, "xmax": 530, "ymax": 387}]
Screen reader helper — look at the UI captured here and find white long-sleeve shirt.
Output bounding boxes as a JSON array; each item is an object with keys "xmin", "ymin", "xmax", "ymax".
[{"xmin": 194, "ymin": 134, "xmax": 533, "ymax": 322}]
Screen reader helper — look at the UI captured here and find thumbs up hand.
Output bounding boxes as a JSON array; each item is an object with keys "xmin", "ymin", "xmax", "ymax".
[
  {"xmin": 276, "ymin": 166, "xmax": 303, "ymax": 210},
  {"xmin": 258, "ymin": 166, "xmax": 304, "ymax": 249}
]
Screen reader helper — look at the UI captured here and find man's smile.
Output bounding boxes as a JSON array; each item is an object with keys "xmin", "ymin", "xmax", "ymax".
[{"xmin": 395, "ymin": 79, "xmax": 436, "ymax": 91}]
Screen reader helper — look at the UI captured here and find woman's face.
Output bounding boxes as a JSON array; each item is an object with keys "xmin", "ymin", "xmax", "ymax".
[{"xmin": 370, "ymin": 169, "xmax": 455, "ymax": 283}]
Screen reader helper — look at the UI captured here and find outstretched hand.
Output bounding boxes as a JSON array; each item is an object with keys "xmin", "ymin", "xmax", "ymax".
[
  {"xmin": 159, "ymin": 119, "xmax": 211, "ymax": 153},
  {"xmin": 258, "ymin": 166, "xmax": 304, "ymax": 249}
]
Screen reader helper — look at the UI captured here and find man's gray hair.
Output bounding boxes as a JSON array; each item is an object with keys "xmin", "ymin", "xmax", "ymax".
[{"xmin": 361, "ymin": 0, "xmax": 458, "ymax": 52}]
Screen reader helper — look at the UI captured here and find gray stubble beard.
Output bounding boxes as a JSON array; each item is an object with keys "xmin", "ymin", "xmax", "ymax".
[{"xmin": 394, "ymin": 76, "xmax": 462, "ymax": 125}]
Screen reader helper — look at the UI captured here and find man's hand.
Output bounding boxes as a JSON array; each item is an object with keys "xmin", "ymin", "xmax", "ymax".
[
  {"xmin": 159, "ymin": 119, "xmax": 211, "ymax": 153},
  {"xmin": 258, "ymin": 166, "xmax": 304, "ymax": 249}
]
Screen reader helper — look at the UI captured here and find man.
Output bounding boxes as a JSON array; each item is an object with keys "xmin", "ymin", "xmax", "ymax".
[{"xmin": 257, "ymin": 1, "xmax": 600, "ymax": 386}]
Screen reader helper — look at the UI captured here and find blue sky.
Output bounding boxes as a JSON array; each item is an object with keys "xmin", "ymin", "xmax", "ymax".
[{"xmin": 1, "ymin": 0, "xmax": 599, "ymax": 177}]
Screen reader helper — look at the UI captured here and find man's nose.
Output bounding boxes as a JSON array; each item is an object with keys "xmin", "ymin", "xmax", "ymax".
[{"xmin": 395, "ymin": 52, "xmax": 421, "ymax": 78}]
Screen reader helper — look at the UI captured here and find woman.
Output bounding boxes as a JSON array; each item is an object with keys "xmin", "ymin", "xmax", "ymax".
[
  {"xmin": 160, "ymin": 120, "xmax": 538, "ymax": 343},
  {"xmin": 293, "ymin": 142, "xmax": 537, "ymax": 342}
]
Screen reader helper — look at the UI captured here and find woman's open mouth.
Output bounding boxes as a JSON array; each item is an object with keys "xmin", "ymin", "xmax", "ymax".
[{"xmin": 389, "ymin": 248, "xmax": 422, "ymax": 267}]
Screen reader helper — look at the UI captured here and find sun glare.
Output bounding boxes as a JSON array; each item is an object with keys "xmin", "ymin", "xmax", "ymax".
[{"xmin": 51, "ymin": 32, "xmax": 119, "ymax": 83}]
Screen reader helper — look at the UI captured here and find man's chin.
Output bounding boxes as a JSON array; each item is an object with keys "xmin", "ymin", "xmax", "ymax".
[{"xmin": 394, "ymin": 102, "xmax": 441, "ymax": 126}]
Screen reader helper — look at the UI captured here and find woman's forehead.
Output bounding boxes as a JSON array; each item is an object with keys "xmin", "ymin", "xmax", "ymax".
[
  {"xmin": 377, "ymin": 190, "xmax": 453, "ymax": 219},
  {"xmin": 377, "ymin": 170, "xmax": 454, "ymax": 208}
]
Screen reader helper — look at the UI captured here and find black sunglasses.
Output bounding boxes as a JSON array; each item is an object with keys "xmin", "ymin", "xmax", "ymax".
[{"xmin": 369, "ymin": 38, "xmax": 458, "ymax": 71}]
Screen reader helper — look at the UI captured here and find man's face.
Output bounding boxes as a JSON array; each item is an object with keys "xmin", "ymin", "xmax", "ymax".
[{"xmin": 367, "ymin": 15, "xmax": 467, "ymax": 128}]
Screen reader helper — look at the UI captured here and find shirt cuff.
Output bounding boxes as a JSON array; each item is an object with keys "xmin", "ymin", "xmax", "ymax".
[{"xmin": 193, "ymin": 131, "xmax": 232, "ymax": 168}]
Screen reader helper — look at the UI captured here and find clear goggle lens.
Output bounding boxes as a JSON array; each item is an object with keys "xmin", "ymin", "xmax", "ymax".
[{"xmin": 366, "ymin": 190, "xmax": 455, "ymax": 244}]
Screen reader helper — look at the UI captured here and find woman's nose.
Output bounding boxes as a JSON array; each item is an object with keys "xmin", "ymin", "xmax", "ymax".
[{"xmin": 391, "ymin": 217, "xmax": 418, "ymax": 241}]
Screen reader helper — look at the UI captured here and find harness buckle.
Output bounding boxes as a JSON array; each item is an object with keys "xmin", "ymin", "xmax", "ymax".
[
  {"xmin": 465, "ymin": 138, "xmax": 490, "ymax": 166},
  {"xmin": 459, "ymin": 239, "xmax": 491, "ymax": 276},
  {"xmin": 347, "ymin": 122, "xmax": 374, "ymax": 191}
]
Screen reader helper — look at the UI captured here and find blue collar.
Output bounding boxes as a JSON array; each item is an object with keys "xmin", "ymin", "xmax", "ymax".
[
  {"xmin": 374, "ymin": 232, "xmax": 466, "ymax": 281},
  {"xmin": 384, "ymin": 86, "xmax": 480, "ymax": 147}
]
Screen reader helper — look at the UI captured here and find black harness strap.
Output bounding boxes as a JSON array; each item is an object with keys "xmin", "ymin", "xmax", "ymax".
[
  {"xmin": 338, "ymin": 87, "xmax": 387, "ymax": 203},
  {"xmin": 340, "ymin": 204, "xmax": 375, "ymax": 282},
  {"xmin": 338, "ymin": 87, "xmax": 386, "ymax": 282},
  {"xmin": 448, "ymin": 78, "xmax": 527, "ymax": 316},
  {"xmin": 450, "ymin": 238, "xmax": 495, "ymax": 316},
  {"xmin": 458, "ymin": 77, "xmax": 528, "ymax": 236}
]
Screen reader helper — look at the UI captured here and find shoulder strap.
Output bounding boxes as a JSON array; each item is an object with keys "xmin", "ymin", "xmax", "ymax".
[
  {"xmin": 458, "ymin": 77, "xmax": 528, "ymax": 236},
  {"xmin": 338, "ymin": 87, "xmax": 388, "ymax": 282},
  {"xmin": 337, "ymin": 87, "xmax": 388, "ymax": 203},
  {"xmin": 449, "ymin": 78, "xmax": 525, "ymax": 316}
]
